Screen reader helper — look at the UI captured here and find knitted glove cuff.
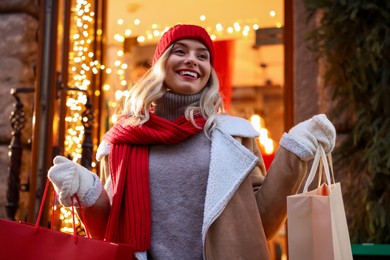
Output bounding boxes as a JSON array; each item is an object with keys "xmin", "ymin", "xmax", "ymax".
[
  {"xmin": 279, "ymin": 132, "xmax": 315, "ymax": 161},
  {"xmin": 79, "ymin": 174, "xmax": 102, "ymax": 207},
  {"xmin": 96, "ymin": 140, "xmax": 110, "ymax": 162}
]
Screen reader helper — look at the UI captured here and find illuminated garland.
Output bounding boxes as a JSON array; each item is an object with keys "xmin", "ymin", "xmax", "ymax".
[
  {"xmin": 114, "ymin": 12, "xmax": 282, "ymax": 43},
  {"xmin": 65, "ymin": 0, "xmax": 96, "ymax": 162},
  {"xmin": 59, "ymin": 0, "xmax": 108, "ymax": 234}
]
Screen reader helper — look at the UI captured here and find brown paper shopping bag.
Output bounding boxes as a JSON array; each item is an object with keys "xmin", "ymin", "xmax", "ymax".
[{"xmin": 287, "ymin": 145, "xmax": 353, "ymax": 260}]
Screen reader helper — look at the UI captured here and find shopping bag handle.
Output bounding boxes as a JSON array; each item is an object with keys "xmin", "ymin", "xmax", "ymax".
[
  {"xmin": 303, "ymin": 144, "xmax": 335, "ymax": 193},
  {"xmin": 34, "ymin": 180, "xmax": 91, "ymax": 241},
  {"xmin": 72, "ymin": 193, "xmax": 91, "ymax": 238},
  {"xmin": 35, "ymin": 180, "xmax": 50, "ymax": 231}
]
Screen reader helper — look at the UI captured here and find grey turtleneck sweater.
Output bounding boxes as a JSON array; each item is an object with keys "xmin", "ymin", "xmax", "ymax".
[{"xmin": 148, "ymin": 91, "xmax": 211, "ymax": 259}]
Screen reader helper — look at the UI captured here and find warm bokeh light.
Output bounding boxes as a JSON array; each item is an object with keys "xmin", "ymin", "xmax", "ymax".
[
  {"xmin": 250, "ymin": 114, "xmax": 275, "ymax": 155},
  {"xmin": 60, "ymin": 0, "xmax": 109, "ymax": 235}
]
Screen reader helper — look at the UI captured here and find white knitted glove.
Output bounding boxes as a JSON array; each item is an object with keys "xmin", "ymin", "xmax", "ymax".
[
  {"xmin": 279, "ymin": 114, "xmax": 336, "ymax": 161},
  {"xmin": 48, "ymin": 156, "xmax": 102, "ymax": 207}
]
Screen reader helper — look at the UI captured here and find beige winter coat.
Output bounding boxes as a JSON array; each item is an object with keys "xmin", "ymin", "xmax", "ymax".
[
  {"xmin": 204, "ymin": 136, "xmax": 307, "ymax": 259},
  {"xmin": 97, "ymin": 115, "xmax": 308, "ymax": 259}
]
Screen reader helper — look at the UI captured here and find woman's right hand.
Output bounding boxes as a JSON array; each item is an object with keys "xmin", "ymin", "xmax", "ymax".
[{"xmin": 48, "ymin": 156, "xmax": 102, "ymax": 207}]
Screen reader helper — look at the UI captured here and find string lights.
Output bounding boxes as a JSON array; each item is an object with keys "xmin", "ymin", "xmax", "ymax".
[
  {"xmin": 59, "ymin": 0, "xmax": 107, "ymax": 234},
  {"xmin": 114, "ymin": 16, "xmax": 282, "ymax": 44},
  {"xmin": 65, "ymin": 0, "xmax": 95, "ymax": 162}
]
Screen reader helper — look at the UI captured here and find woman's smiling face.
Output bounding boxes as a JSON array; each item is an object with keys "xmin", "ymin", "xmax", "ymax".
[{"xmin": 163, "ymin": 39, "xmax": 212, "ymax": 95}]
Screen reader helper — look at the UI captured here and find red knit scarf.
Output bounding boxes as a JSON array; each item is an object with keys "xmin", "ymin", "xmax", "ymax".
[{"xmin": 102, "ymin": 113, "xmax": 206, "ymax": 251}]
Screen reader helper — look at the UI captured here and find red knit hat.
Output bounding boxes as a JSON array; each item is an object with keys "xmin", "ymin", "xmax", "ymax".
[{"xmin": 152, "ymin": 24, "xmax": 215, "ymax": 66}]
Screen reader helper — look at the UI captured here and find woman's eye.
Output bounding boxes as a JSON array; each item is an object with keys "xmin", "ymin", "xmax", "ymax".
[
  {"xmin": 198, "ymin": 53, "xmax": 208, "ymax": 60},
  {"xmin": 174, "ymin": 49, "xmax": 185, "ymax": 54}
]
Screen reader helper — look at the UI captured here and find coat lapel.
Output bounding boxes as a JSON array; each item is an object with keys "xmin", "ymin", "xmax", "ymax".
[{"xmin": 202, "ymin": 115, "xmax": 259, "ymax": 244}]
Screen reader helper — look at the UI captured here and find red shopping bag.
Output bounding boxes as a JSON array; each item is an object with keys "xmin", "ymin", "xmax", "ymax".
[
  {"xmin": 287, "ymin": 145, "xmax": 353, "ymax": 260},
  {"xmin": 0, "ymin": 181, "xmax": 134, "ymax": 260}
]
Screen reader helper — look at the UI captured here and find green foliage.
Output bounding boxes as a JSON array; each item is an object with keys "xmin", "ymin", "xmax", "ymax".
[{"xmin": 303, "ymin": 0, "xmax": 390, "ymax": 243}]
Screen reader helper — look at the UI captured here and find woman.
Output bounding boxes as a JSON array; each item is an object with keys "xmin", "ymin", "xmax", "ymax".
[{"xmin": 48, "ymin": 24, "xmax": 336, "ymax": 259}]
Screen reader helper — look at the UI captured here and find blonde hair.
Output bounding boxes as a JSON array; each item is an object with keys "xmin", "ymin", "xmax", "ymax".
[{"xmin": 117, "ymin": 45, "xmax": 225, "ymax": 136}]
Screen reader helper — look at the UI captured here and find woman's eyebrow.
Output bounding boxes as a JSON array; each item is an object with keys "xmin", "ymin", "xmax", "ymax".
[{"xmin": 174, "ymin": 42, "xmax": 209, "ymax": 52}]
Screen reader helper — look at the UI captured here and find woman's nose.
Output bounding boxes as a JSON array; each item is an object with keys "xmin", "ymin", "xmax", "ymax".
[{"xmin": 184, "ymin": 54, "xmax": 197, "ymax": 66}]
